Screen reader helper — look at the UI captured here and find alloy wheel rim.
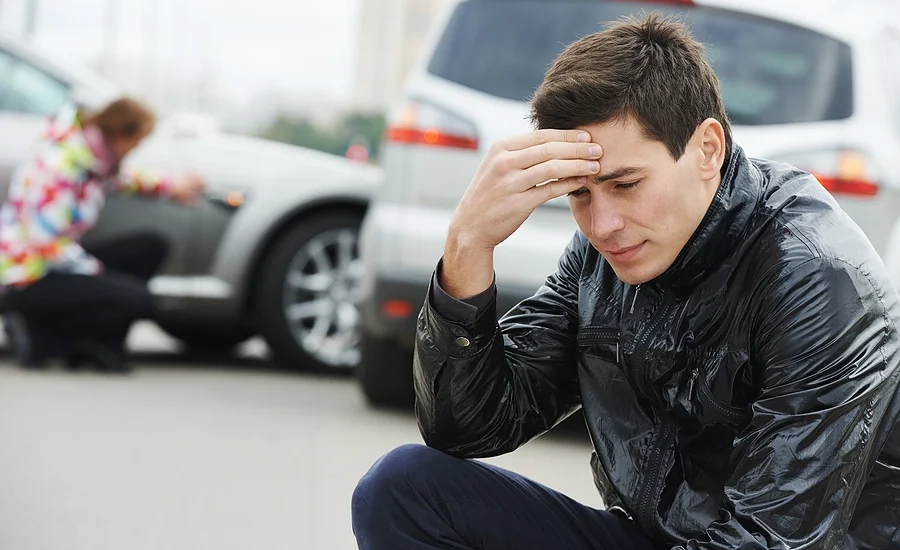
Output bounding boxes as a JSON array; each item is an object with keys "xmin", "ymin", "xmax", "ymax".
[{"xmin": 282, "ymin": 228, "xmax": 363, "ymax": 368}]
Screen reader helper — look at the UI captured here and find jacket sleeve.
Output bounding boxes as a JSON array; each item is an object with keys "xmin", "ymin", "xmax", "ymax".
[
  {"xmin": 22, "ymin": 143, "xmax": 100, "ymax": 272},
  {"xmin": 109, "ymin": 166, "xmax": 173, "ymax": 197},
  {"xmin": 413, "ymin": 231, "xmax": 586, "ymax": 458},
  {"xmin": 428, "ymin": 267, "xmax": 496, "ymax": 324},
  {"xmin": 677, "ymin": 257, "xmax": 900, "ymax": 550}
]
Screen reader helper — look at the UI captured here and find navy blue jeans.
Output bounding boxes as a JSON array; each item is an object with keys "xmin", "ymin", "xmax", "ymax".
[{"xmin": 351, "ymin": 444, "xmax": 657, "ymax": 550}]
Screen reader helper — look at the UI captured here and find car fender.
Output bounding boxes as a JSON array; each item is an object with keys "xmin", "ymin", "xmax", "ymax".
[{"xmin": 208, "ymin": 165, "xmax": 380, "ymax": 311}]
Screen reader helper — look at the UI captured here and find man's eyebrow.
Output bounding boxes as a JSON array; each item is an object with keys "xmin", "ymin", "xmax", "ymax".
[{"xmin": 593, "ymin": 165, "xmax": 647, "ymax": 184}]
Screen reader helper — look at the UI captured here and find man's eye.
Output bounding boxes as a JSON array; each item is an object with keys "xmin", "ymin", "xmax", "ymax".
[
  {"xmin": 615, "ymin": 180, "xmax": 640, "ymax": 190},
  {"xmin": 567, "ymin": 188, "xmax": 588, "ymax": 198}
]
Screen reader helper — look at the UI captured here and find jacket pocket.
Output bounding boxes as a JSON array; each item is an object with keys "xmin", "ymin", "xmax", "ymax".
[
  {"xmin": 577, "ymin": 326, "xmax": 620, "ymax": 363},
  {"xmin": 690, "ymin": 368, "xmax": 752, "ymax": 429}
]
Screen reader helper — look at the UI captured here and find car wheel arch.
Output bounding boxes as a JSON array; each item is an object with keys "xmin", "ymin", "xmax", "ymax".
[{"xmin": 238, "ymin": 197, "xmax": 369, "ymax": 314}]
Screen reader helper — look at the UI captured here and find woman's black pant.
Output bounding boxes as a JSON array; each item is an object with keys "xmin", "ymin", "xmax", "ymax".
[{"xmin": 3, "ymin": 231, "xmax": 169, "ymax": 359}]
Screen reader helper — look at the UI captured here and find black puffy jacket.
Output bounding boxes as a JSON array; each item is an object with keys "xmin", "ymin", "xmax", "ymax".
[{"xmin": 413, "ymin": 146, "xmax": 900, "ymax": 549}]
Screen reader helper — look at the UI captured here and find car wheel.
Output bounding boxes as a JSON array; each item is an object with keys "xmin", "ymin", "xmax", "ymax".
[
  {"xmin": 161, "ymin": 324, "xmax": 254, "ymax": 354},
  {"xmin": 255, "ymin": 211, "xmax": 364, "ymax": 372},
  {"xmin": 357, "ymin": 331, "xmax": 415, "ymax": 409}
]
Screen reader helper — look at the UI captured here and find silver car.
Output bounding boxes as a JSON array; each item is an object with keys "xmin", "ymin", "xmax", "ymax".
[
  {"xmin": 0, "ymin": 33, "xmax": 382, "ymax": 372},
  {"xmin": 357, "ymin": 0, "xmax": 900, "ymax": 407}
]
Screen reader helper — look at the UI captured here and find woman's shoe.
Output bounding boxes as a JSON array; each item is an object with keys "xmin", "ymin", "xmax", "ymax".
[
  {"xmin": 64, "ymin": 351, "xmax": 93, "ymax": 371},
  {"xmin": 3, "ymin": 312, "xmax": 45, "ymax": 369},
  {"xmin": 92, "ymin": 344, "xmax": 133, "ymax": 374}
]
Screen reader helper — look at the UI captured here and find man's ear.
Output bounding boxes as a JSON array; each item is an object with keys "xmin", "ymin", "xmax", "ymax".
[{"xmin": 695, "ymin": 118, "xmax": 726, "ymax": 181}]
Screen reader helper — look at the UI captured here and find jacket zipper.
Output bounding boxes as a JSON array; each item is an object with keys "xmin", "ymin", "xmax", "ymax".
[
  {"xmin": 578, "ymin": 328, "xmax": 619, "ymax": 343},
  {"xmin": 635, "ymin": 416, "xmax": 676, "ymax": 539},
  {"xmin": 689, "ymin": 368, "xmax": 699, "ymax": 400},
  {"xmin": 632, "ymin": 292, "xmax": 670, "ymax": 405},
  {"xmin": 630, "ymin": 284, "xmax": 641, "ymax": 314},
  {"xmin": 630, "ymin": 287, "xmax": 674, "ymax": 539},
  {"xmin": 578, "ymin": 328, "xmax": 620, "ymax": 364}
]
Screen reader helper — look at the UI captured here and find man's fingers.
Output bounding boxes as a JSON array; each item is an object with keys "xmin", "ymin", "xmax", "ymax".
[
  {"xmin": 498, "ymin": 129, "xmax": 592, "ymax": 152},
  {"xmin": 512, "ymin": 158, "xmax": 600, "ymax": 190},
  {"xmin": 522, "ymin": 176, "xmax": 587, "ymax": 207},
  {"xmin": 508, "ymin": 141, "xmax": 602, "ymax": 170}
]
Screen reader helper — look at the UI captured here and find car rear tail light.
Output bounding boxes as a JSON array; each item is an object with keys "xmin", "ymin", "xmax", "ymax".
[
  {"xmin": 623, "ymin": 0, "xmax": 694, "ymax": 4},
  {"xmin": 384, "ymin": 99, "xmax": 479, "ymax": 151},
  {"xmin": 382, "ymin": 299, "xmax": 413, "ymax": 319},
  {"xmin": 783, "ymin": 148, "xmax": 882, "ymax": 198}
]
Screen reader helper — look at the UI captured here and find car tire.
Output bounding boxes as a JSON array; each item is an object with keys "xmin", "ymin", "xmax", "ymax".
[
  {"xmin": 357, "ymin": 331, "xmax": 415, "ymax": 409},
  {"xmin": 254, "ymin": 210, "xmax": 364, "ymax": 372},
  {"xmin": 161, "ymin": 324, "xmax": 254, "ymax": 355}
]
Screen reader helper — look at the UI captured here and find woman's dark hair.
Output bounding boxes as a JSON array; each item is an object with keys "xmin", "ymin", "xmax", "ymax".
[{"xmin": 79, "ymin": 97, "xmax": 157, "ymax": 142}]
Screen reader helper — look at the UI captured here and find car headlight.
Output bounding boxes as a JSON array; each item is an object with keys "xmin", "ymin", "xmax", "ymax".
[{"xmin": 205, "ymin": 188, "xmax": 249, "ymax": 210}]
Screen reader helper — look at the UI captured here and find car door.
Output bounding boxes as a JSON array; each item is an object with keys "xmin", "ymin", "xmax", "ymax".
[
  {"xmin": 82, "ymin": 134, "xmax": 199, "ymax": 280},
  {"xmin": 173, "ymin": 137, "xmax": 253, "ymax": 277}
]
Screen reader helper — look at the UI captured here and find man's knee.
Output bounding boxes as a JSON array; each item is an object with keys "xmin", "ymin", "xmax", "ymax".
[
  {"xmin": 352, "ymin": 444, "xmax": 451, "ymax": 528},
  {"xmin": 353, "ymin": 444, "xmax": 443, "ymax": 506}
]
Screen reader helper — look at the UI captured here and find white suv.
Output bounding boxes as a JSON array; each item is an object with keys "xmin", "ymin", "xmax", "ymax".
[{"xmin": 357, "ymin": 0, "xmax": 900, "ymax": 407}]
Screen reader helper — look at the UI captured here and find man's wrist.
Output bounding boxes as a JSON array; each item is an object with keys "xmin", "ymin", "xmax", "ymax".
[
  {"xmin": 441, "ymin": 231, "xmax": 495, "ymax": 300},
  {"xmin": 429, "ymin": 263, "xmax": 496, "ymax": 324}
]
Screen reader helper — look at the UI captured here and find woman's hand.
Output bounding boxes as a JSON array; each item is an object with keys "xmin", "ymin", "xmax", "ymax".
[{"xmin": 170, "ymin": 174, "xmax": 206, "ymax": 205}]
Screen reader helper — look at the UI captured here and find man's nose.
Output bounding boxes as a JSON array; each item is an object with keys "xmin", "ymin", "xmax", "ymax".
[{"xmin": 591, "ymin": 201, "xmax": 626, "ymax": 241}]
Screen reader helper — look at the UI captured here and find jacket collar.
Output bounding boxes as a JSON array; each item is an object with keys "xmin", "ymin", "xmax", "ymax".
[
  {"xmin": 655, "ymin": 144, "xmax": 761, "ymax": 293},
  {"xmin": 45, "ymin": 107, "xmax": 119, "ymax": 178},
  {"xmin": 82, "ymin": 124, "xmax": 118, "ymax": 177}
]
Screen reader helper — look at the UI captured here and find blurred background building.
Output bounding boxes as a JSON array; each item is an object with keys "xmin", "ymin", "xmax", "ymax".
[
  {"xmin": 352, "ymin": 0, "xmax": 449, "ymax": 112},
  {"xmin": 0, "ymin": 0, "xmax": 449, "ymax": 161},
  {"xmin": 0, "ymin": 0, "xmax": 447, "ymax": 134}
]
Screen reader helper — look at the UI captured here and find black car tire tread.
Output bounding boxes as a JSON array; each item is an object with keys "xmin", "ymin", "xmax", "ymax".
[
  {"xmin": 357, "ymin": 331, "xmax": 415, "ymax": 408},
  {"xmin": 161, "ymin": 324, "xmax": 254, "ymax": 352}
]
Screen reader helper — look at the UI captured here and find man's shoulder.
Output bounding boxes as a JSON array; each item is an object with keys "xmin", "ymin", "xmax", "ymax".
[
  {"xmin": 744, "ymin": 221, "xmax": 893, "ymax": 319},
  {"xmin": 721, "ymin": 155, "xmax": 899, "ymax": 316},
  {"xmin": 749, "ymin": 157, "xmax": 878, "ymax": 270}
]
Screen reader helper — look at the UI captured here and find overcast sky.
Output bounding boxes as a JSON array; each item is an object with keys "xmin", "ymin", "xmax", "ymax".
[{"xmin": 0, "ymin": 0, "xmax": 361, "ymax": 106}]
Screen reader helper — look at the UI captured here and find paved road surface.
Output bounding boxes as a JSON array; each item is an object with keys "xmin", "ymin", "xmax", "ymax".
[{"xmin": 0, "ymin": 323, "xmax": 598, "ymax": 550}]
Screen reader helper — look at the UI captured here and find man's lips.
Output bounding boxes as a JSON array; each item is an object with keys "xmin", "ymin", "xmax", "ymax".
[{"xmin": 605, "ymin": 242, "xmax": 646, "ymax": 262}]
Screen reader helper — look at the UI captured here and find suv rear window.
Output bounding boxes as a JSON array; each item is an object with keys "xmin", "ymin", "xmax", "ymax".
[{"xmin": 427, "ymin": 1, "xmax": 853, "ymax": 125}]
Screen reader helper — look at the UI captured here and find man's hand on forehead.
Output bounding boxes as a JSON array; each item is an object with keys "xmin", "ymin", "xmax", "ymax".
[
  {"xmin": 441, "ymin": 128, "xmax": 603, "ymax": 299},
  {"xmin": 499, "ymin": 128, "xmax": 593, "ymax": 150},
  {"xmin": 447, "ymin": 129, "xmax": 603, "ymax": 253},
  {"xmin": 493, "ymin": 129, "xmax": 603, "ymax": 190}
]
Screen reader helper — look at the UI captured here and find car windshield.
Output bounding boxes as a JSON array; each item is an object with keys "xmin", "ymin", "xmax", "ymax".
[{"xmin": 427, "ymin": 0, "xmax": 853, "ymax": 125}]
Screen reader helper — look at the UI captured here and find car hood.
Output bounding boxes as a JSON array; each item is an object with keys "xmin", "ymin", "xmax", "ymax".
[{"xmin": 155, "ymin": 131, "xmax": 384, "ymax": 189}]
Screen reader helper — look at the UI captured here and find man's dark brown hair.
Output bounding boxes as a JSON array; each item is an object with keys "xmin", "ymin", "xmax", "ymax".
[{"xmin": 531, "ymin": 13, "xmax": 732, "ymax": 162}]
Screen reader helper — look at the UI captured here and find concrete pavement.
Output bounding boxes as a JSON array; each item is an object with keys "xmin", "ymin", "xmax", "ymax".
[{"xmin": 0, "ymin": 323, "xmax": 598, "ymax": 550}]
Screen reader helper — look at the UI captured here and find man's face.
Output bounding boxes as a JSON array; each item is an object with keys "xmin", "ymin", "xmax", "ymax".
[{"xmin": 569, "ymin": 116, "xmax": 722, "ymax": 285}]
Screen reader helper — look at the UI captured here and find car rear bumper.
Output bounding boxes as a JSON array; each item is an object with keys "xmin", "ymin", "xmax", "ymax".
[
  {"xmin": 361, "ymin": 270, "xmax": 541, "ymax": 348},
  {"xmin": 359, "ymin": 198, "xmax": 577, "ymax": 345}
]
